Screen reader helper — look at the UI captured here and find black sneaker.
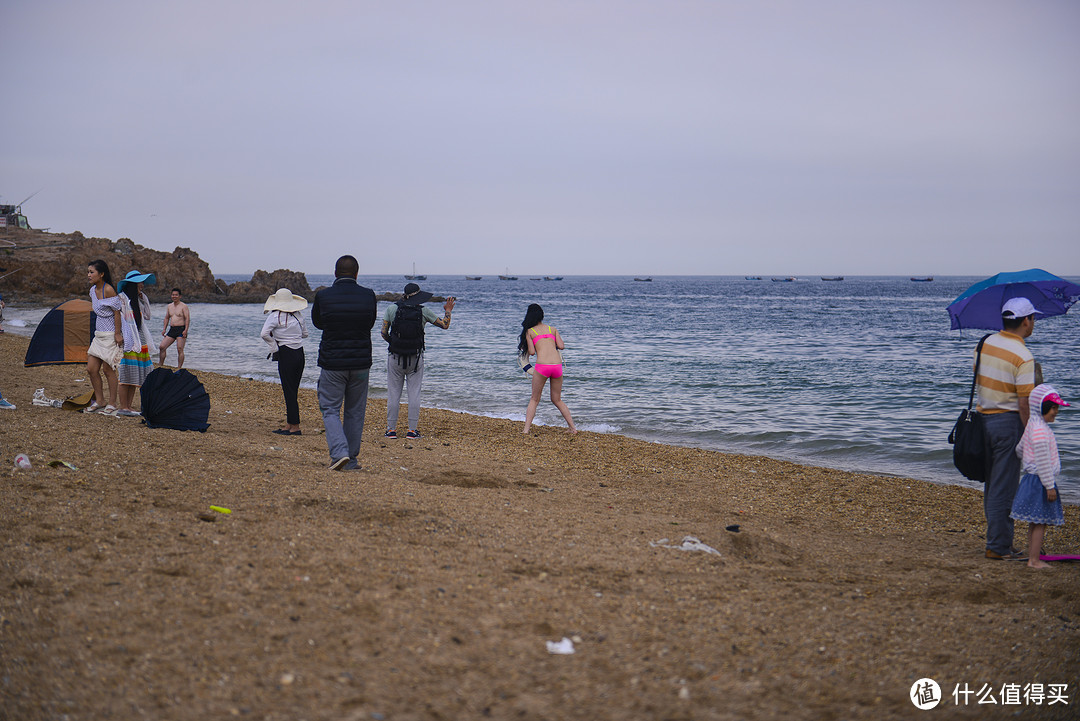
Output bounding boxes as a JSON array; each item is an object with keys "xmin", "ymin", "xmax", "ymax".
[
  {"xmin": 405, "ymin": 430, "xmax": 421, "ymax": 440},
  {"xmin": 329, "ymin": 457, "xmax": 349, "ymax": 471},
  {"xmin": 384, "ymin": 430, "xmax": 398, "ymax": 439}
]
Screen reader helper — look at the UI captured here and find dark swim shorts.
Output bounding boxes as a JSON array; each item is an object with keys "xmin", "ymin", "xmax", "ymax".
[{"xmin": 166, "ymin": 325, "xmax": 186, "ymax": 339}]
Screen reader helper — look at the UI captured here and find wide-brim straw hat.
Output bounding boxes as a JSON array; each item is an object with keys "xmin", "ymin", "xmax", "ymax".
[{"xmin": 264, "ymin": 288, "xmax": 308, "ymax": 314}]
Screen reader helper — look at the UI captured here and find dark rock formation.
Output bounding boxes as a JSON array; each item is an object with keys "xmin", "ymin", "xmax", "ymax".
[
  {"xmin": 0, "ymin": 227, "xmax": 310, "ymax": 304},
  {"xmin": 225, "ymin": 269, "xmax": 313, "ymax": 303}
]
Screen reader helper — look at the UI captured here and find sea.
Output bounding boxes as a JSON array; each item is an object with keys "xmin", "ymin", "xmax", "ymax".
[{"xmin": 5, "ymin": 275, "xmax": 1079, "ymax": 502}]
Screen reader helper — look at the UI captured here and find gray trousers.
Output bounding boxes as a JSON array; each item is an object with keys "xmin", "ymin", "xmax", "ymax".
[
  {"xmin": 386, "ymin": 352, "xmax": 424, "ymax": 431},
  {"xmin": 317, "ymin": 368, "xmax": 370, "ymax": 462},
  {"xmin": 983, "ymin": 411, "xmax": 1023, "ymax": 554}
]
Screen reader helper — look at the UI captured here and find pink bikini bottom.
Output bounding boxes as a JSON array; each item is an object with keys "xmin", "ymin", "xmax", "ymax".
[{"xmin": 534, "ymin": 363, "xmax": 563, "ymax": 379}]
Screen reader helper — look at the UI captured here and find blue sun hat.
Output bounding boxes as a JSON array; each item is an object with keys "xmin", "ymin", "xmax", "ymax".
[{"xmin": 117, "ymin": 270, "xmax": 157, "ymax": 291}]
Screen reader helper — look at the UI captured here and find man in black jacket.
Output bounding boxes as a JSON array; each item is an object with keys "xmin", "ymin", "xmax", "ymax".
[{"xmin": 311, "ymin": 255, "xmax": 377, "ymax": 470}]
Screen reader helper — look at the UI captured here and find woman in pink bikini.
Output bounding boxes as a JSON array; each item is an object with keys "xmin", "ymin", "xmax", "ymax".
[{"xmin": 519, "ymin": 303, "xmax": 577, "ymax": 435}]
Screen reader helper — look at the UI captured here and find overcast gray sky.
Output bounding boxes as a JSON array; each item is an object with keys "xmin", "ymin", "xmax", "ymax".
[{"xmin": 3, "ymin": 0, "xmax": 1078, "ymax": 276}]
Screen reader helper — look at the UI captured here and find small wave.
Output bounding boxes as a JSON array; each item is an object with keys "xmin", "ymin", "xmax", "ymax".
[{"xmin": 577, "ymin": 422, "xmax": 620, "ymax": 434}]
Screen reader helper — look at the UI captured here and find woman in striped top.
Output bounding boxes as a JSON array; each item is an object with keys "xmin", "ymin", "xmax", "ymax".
[{"xmin": 85, "ymin": 259, "xmax": 123, "ymax": 415}]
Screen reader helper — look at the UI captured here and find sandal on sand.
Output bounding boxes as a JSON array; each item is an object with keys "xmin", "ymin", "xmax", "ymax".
[
  {"xmin": 82, "ymin": 402, "xmax": 103, "ymax": 414},
  {"xmin": 101, "ymin": 405, "xmax": 119, "ymax": 416}
]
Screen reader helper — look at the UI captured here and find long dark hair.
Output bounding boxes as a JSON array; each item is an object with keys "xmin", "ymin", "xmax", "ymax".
[
  {"xmin": 122, "ymin": 283, "xmax": 142, "ymax": 328},
  {"xmin": 518, "ymin": 303, "xmax": 544, "ymax": 355},
  {"xmin": 88, "ymin": 259, "xmax": 113, "ymax": 289}
]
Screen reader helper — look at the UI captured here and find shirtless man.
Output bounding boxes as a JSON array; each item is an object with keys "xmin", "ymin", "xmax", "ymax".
[{"xmin": 159, "ymin": 288, "xmax": 190, "ymax": 368}]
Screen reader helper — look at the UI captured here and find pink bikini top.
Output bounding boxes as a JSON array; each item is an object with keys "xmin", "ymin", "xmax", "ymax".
[{"xmin": 529, "ymin": 325, "xmax": 556, "ymax": 343}]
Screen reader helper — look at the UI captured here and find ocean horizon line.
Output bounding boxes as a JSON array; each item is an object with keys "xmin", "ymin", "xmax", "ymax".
[{"xmin": 214, "ymin": 272, "xmax": 1080, "ymax": 282}]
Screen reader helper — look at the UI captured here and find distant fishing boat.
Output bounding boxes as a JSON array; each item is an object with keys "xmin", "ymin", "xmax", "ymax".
[
  {"xmin": 465, "ymin": 276, "xmax": 482, "ymax": 281},
  {"xmin": 543, "ymin": 276, "xmax": 563, "ymax": 281},
  {"xmin": 821, "ymin": 276, "xmax": 844, "ymax": 281},
  {"xmin": 771, "ymin": 276, "xmax": 796, "ymax": 282},
  {"xmin": 745, "ymin": 276, "xmax": 763, "ymax": 280},
  {"xmin": 404, "ymin": 263, "xmax": 426, "ymax": 281},
  {"xmin": 499, "ymin": 268, "xmax": 518, "ymax": 280},
  {"xmin": 530, "ymin": 277, "xmax": 542, "ymax": 281},
  {"xmin": 910, "ymin": 276, "xmax": 934, "ymax": 282},
  {"xmin": 633, "ymin": 277, "xmax": 652, "ymax": 282}
]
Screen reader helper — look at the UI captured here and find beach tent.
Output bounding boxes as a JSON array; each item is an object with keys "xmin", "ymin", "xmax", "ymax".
[
  {"xmin": 24, "ymin": 299, "xmax": 95, "ymax": 367},
  {"xmin": 140, "ymin": 368, "xmax": 211, "ymax": 432}
]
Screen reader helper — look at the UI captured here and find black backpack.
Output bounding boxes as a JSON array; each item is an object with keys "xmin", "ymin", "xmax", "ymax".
[{"xmin": 388, "ymin": 301, "xmax": 425, "ymax": 361}]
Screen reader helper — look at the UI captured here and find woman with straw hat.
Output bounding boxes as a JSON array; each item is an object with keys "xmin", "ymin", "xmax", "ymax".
[{"xmin": 261, "ymin": 288, "xmax": 310, "ymax": 435}]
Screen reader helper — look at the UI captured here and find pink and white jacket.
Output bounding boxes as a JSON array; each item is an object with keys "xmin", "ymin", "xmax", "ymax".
[{"xmin": 1015, "ymin": 384, "xmax": 1061, "ymax": 490}]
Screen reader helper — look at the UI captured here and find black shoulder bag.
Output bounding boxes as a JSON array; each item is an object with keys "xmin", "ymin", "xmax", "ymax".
[{"xmin": 948, "ymin": 333, "xmax": 993, "ymax": 482}]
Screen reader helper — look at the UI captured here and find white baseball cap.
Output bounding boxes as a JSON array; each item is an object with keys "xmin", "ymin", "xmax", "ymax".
[{"xmin": 1001, "ymin": 297, "xmax": 1042, "ymax": 320}]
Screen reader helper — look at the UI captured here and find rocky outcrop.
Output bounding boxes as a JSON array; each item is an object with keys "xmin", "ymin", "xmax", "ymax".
[
  {"xmin": 225, "ymin": 269, "xmax": 313, "ymax": 303},
  {"xmin": 0, "ymin": 227, "xmax": 309, "ymax": 303}
]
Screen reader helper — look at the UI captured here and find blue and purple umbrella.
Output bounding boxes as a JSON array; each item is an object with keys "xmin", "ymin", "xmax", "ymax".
[{"xmin": 947, "ymin": 268, "xmax": 1080, "ymax": 330}]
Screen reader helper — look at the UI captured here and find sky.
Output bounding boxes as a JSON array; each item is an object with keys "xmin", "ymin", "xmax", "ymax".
[{"xmin": 2, "ymin": 0, "xmax": 1079, "ymax": 277}]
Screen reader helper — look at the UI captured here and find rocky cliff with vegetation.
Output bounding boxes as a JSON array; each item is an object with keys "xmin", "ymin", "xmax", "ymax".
[{"xmin": 0, "ymin": 227, "xmax": 312, "ymax": 303}]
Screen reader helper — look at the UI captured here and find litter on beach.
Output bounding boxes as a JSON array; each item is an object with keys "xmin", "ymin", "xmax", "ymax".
[
  {"xmin": 546, "ymin": 637, "xmax": 575, "ymax": 655},
  {"xmin": 649, "ymin": 536, "xmax": 722, "ymax": 556}
]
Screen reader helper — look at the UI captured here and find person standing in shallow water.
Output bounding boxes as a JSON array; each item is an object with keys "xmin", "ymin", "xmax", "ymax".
[{"xmin": 519, "ymin": 303, "xmax": 577, "ymax": 435}]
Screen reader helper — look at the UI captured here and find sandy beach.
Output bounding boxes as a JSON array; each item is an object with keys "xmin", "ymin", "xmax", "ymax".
[{"xmin": 1, "ymin": 332, "xmax": 1078, "ymax": 720}]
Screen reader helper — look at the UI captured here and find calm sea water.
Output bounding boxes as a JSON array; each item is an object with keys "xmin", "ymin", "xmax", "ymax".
[{"xmin": 7, "ymin": 275, "xmax": 1079, "ymax": 501}]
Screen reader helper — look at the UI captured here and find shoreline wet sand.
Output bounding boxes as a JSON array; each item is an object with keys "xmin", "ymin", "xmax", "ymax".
[{"xmin": 2, "ymin": 334, "xmax": 1078, "ymax": 720}]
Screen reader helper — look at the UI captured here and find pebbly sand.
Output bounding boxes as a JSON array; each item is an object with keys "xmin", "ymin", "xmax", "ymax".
[{"xmin": 1, "ymin": 333, "xmax": 1078, "ymax": 720}]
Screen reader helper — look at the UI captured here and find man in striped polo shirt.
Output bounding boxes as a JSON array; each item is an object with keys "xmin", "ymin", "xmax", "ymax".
[{"xmin": 977, "ymin": 297, "xmax": 1039, "ymax": 560}]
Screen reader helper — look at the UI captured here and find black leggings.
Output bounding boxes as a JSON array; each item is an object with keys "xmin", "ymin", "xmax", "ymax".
[{"xmin": 276, "ymin": 346, "xmax": 305, "ymax": 425}]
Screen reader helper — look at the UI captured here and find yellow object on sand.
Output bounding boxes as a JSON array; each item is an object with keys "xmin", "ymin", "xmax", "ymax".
[{"xmin": 209, "ymin": 505, "xmax": 232, "ymax": 514}]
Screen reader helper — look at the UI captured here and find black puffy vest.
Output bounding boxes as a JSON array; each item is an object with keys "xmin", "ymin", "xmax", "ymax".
[{"xmin": 311, "ymin": 278, "xmax": 377, "ymax": 370}]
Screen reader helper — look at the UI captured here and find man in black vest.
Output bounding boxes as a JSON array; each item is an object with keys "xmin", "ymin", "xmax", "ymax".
[
  {"xmin": 311, "ymin": 255, "xmax": 377, "ymax": 470},
  {"xmin": 380, "ymin": 282, "xmax": 455, "ymax": 440}
]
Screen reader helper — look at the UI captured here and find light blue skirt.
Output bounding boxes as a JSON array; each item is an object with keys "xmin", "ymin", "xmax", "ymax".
[{"xmin": 1010, "ymin": 473, "xmax": 1064, "ymax": 526}]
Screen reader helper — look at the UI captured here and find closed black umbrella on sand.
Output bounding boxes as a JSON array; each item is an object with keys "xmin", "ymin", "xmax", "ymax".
[{"xmin": 140, "ymin": 368, "xmax": 210, "ymax": 432}]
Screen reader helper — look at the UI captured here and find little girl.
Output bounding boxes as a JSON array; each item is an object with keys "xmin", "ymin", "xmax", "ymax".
[{"xmin": 1010, "ymin": 384, "xmax": 1069, "ymax": 569}]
